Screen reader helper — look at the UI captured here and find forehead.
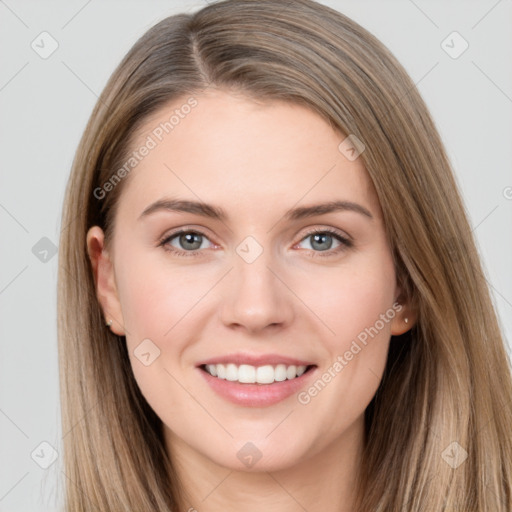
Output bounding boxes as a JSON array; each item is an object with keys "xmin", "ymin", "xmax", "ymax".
[{"xmin": 118, "ymin": 89, "xmax": 380, "ymax": 220}]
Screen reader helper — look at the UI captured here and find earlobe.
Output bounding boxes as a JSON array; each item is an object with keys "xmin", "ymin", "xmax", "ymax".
[
  {"xmin": 391, "ymin": 287, "xmax": 416, "ymax": 336},
  {"xmin": 390, "ymin": 309, "xmax": 415, "ymax": 336},
  {"xmin": 86, "ymin": 226, "xmax": 125, "ymax": 336}
]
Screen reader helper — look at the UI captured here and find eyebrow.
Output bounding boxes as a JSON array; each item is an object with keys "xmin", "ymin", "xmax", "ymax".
[{"xmin": 138, "ymin": 198, "xmax": 373, "ymax": 222}]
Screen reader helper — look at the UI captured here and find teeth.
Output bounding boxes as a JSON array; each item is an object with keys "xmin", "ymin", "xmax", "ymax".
[{"xmin": 204, "ymin": 363, "xmax": 308, "ymax": 383}]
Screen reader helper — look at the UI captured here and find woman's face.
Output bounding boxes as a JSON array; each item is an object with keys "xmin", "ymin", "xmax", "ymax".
[{"xmin": 88, "ymin": 90, "xmax": 409, "ymax": 472}]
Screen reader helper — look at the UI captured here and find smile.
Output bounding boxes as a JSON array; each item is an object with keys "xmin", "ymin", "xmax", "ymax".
[
  {"xmin": 202, "ymin": 363, "xmax": 310, "ymax": 384},
  {"xmin": 198, "ymin": 363, "xmax": 318, "ymax": 407}
]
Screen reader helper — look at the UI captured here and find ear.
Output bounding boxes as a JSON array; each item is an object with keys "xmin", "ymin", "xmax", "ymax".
[
  {"xmin": 86, "ymin": 226, "xmax": 125, "ymax": 336},
  {"xmin": 390, "ymin": 285, "xmax": 417, "ymax": 336}
]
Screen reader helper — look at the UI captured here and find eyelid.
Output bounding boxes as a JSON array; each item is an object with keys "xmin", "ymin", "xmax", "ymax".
[
  {"xmin": 158, "ymin": 225, "xmax": 217, "ymax": 244},
  {"xmin": 298, "ymin": 225, "xmax": 352, "ymax": 243}
]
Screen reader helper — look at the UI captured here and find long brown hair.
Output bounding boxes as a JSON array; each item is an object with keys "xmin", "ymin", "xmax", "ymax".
[{"xmin": 57, "ymin": 0, "xmax": 512, "ymax": 510}]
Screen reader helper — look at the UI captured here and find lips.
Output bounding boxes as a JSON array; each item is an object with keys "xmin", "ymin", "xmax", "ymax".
[
  {"xmin": 197, "ymin": 363, "xmax": 318, "ymax": 407},
  {"xmin": 195, "ymin": 352, "xmax": 318, "ymax": 407}
]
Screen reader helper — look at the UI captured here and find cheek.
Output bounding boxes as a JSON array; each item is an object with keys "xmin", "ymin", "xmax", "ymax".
[
  {"xmin": 114, "ymin": 253, "xmax": 204, "ymax": 407},
  {"xmin": 115, "ymin": 250, "xmax": 213, "ymax": 338},
  {"xmin": 293, "ymin": 254, "xmax": 396, "ymax": 409},
  {"xmin": 114, "ymin": 251, "xmax": 219, "ymax": 401},
  {"xmin": 299, "ymin": 257, "xmax": 396, "ymax": 350}
]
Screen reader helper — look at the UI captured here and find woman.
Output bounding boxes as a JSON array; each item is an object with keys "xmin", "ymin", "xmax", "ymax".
[{"xmin": 57, "ymin": 0, "xmax": 512, "ymax": 510}]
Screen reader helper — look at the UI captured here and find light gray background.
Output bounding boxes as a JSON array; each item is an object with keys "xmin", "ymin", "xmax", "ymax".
[{"xmin": 1, "ymin": 0, "xmax": 511, "ymax": 510}]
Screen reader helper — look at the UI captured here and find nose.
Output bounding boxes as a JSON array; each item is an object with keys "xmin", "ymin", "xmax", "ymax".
[{"xmin": 218, "ymin": 247, "xmax": 295, "ymax": 334}]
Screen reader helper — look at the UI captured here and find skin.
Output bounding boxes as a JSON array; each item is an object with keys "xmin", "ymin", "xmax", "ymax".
[{"xmin": 87, "ymin": 89, "xmax": 414, "ymax": 512}]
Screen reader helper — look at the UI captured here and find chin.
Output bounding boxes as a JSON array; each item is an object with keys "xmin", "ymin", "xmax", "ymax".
[{"xmin": 206, "ymin": 435, "xmax": 310, "ymax": 473}]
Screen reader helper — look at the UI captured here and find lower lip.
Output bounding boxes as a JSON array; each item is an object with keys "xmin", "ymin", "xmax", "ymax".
[{"xmin": 197, "ymin": 366, "xmax": 317, "ymax": 407}]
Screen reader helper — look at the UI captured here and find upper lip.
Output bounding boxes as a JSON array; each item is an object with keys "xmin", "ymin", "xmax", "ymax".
[{"xmin": 197, "ymin": 353, "xmax": 316, "ymax": 368}]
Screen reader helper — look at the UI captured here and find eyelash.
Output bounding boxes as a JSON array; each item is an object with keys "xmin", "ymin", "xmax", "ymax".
[{"xmin": 158, "ymin": 227, "xmax": 353, "ymax": 259}]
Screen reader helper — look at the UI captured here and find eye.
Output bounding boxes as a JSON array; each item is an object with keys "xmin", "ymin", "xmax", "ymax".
[
  {"xmin": 159, "ymin": 229, "xmax": 215, "ymax": 257},
  {"xmin": 159, "ymin": 227, "xmax": 353, "ymax": 258},
  {"xmin": 295, "ymin": 228, "xmax": 352, "ymax": 257}
]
